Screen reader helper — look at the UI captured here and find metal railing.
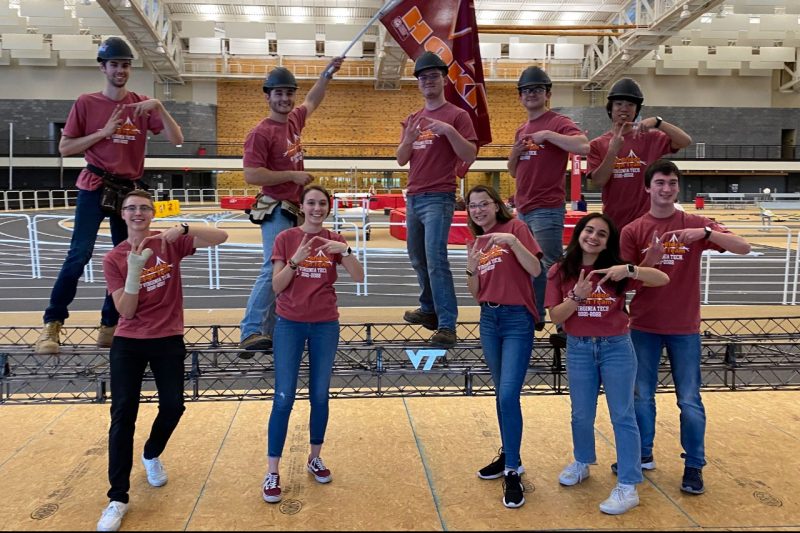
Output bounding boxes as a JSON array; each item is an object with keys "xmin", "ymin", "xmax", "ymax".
[
  {"xmin": 2, "ymin": 137, "xmax": 799, "ymax": 161},
  {"xmin": 0, "ymin": 211, "xmax": 797, "ymax": 306}
]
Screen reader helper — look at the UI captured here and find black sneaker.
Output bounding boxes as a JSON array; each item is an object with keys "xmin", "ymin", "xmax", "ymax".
[
  {"xmin": 681, "ymin": 466, "xmax": 705, "ymax": 494},
  {"xmin": 403, "ymin": 308, "xmax": 438, "ymax": 331},
  {"xmin": 429, "ymin": 328, "xmax": 457, "ymax": 348},
  {"xmin": 611, "ymin": 456, "xmax": 656, "ymax": 475},
  {"xmin": 502, "ymin": 471, "xmax": 525, "ymax": 508},
  {"xmin": 477, "ymin": 449, "xmax": 524, "ymax": 480}
]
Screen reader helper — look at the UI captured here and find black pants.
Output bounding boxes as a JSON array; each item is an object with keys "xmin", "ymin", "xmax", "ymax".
[{"xmin": 107, "ymin": 335, "xmax": 186, "ymax": 503}]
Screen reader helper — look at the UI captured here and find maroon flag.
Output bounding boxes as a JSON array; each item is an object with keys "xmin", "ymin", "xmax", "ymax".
[{"xmin": 381, "ymin": 0, "xmax": 492, "ymax": 153}]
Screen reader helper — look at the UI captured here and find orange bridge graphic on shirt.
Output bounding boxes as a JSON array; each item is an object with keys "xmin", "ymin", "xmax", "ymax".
[
  {"xmin": 477, "ymin": 244, "xmax": 509, "ymax": 275},
  {"xmin": 612, "ymin": 149, "xmax": 645, "ymax": 179},
  {"xmin": 641, "ymin": 234, "xmax": 690, "ymax": 266},
  {"xmin": 519, "ymin": 137, "xmax": 544, "ymax": 160},
  {"xmin": 139, "ymin": 256, "xmax": 173, "ymax": 292},
  {"xmin": 111, "ymin": 117, "xmax": 141, "ymax": 145},
  {"xmin": 284, "ymin": 134, "xmax": 304, "ymax": 164},
  {"xmin": 412, "ymin": 128, "xmax": 439, "ymax": 149},
  {"xmin": 298, "ymin": 250, "xmax": 333, "ymax": 279},
  {"xmin": 576, "ymin": 284, "xmax": 616, "ymax": 318}
]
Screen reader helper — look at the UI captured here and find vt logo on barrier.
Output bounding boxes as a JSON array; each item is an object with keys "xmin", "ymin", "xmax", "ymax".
[{"xmin": 405, "ymin": 349, "xmax": 446, "ymax": 371}]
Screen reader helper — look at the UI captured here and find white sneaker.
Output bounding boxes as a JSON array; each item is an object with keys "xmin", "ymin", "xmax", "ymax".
[
  {"xmin": 559, "ymin": 461, "xmax": 590, "ymax": 486},
  {"xmin": 599, "ymin": 483, "xmax": 640, "ymax": 515},
  {"xmin": 96, "ymin": 501, "xmax": 128, "ymax": 531},
  {"xmin": 141, "ymin": 454, "xmax": 168, "ymax": 487}
]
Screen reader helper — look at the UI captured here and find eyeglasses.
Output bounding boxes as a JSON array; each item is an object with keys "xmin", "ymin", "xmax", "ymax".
[
  {"xmin": 520, "ymin": 86, "xmax": 547, "ymax": 95},
  {"xmin": 122, "ymin": 205, "xmax": 154, "ymax": 213},
  {"xmin": 468, "ymin": 201, "xmax": 495, "ymax": 211},
  {"xmin": 417, "ymin": 72, "xmax": 443, "ymax": 82}
]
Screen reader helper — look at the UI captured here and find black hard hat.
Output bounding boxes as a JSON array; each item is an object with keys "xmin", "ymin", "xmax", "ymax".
[
  {"xmin": 97, "ymin": 37, "xmax": 134, "ymax": 62},
  {"xmin": 263, "ymin": 67, "xmax": 298, "ymax": 93},
  {"xmin": 606, "ymin": 77, "xmax": 644, "ymax": 118},
  {"xmin": 517, "ymin": 66, "xmax": 552, "ymax": 90},
  {"xmin": 413, "ymin": 51, "xmax": 448, "ymax": 78}
]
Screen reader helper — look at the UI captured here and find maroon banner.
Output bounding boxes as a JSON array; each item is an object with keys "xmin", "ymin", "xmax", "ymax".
[{"xmin": 380, "ymin": 0, "xmax": 492, "ymax": 150}]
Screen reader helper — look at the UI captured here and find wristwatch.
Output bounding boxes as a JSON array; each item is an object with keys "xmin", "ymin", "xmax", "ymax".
[
  {"xmin": 654, "ymin": 116, "xmax": 663, "ymax": 129},
  {"xmin": 465, "ymin": 269, "xmax": 474, "ymax": 278},
  {"xmin": 180, "ymin": 222, "xmax": 189, "ymax": 235},
  {"xmin": 626, "ymin": 264, "xmax": 636, "ymax": 277},
  {"xmin": 341, "ymin": 246, "xmax": 352, "ymax": 257},
  {"xmin": 703, "ymin": 226, "xmax": 712, "ymax": 240}
]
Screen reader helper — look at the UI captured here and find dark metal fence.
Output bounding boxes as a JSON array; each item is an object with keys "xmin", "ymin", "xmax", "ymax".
[{"xmin": 2, "ymin": 317, "xmax": 800, "ymax": 404}]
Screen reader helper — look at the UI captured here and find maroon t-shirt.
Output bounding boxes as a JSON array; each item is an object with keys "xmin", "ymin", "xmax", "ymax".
[
  {"xmin": 512, "ymin": 111, "xmax": 583, "ymax": 213},
  {"xmin": 545, "ymin": 264, "xmax": 639, "ymax": 337},
  {"xmin": 103, "ymin": 233, "xmax": 195, "ymax": 339},
  {"xmin": 242, "ymin": 105, "xmax": 308, "ymax": 203},
  {"xmin": 272, "ymin": 226, "xmax": 347, "ymax": 323},
  {"xmin": 63, "ymin": 91, "xmax": 165, "ymax": 191},
  {"xmin": 620, "ymin": 211, "xmax": 729, "ymax": 334},
  {"xmin": 402, "ymin": 102, "xmax": 477, "ymax": 195},
  {"xmin": 472, "ymin": 218, "xmax": 543, "ymax": 322},
  {"xmin": 587, "ymin": 129, "xmax": 676, "ymax": 230}
]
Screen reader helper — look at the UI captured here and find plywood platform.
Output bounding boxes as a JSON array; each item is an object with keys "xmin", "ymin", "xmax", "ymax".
[{"xmin": 2, "ymin": 392, "xmax": 799, "ymax": 531}]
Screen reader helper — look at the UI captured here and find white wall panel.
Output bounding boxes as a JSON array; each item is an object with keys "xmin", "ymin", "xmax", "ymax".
[
  {"xmin": 553, "ymin": 43, "xmax": 583, "ymax": 60},
  {"xmin": 276, "ymin": 24, "xmax": 315, "ymax": 40},
  {"xmin": 19, "ymin": 0, "xmax": 63, "ymax": 17},
  {"xmin": 509, "ymin": 42, "xmax": 547, "ymax": 59},
  {"xmin": 52, "ymin": 34, "xmax": 93, "ymax": 51},
  {"xmin": 324, "ymin": 40, "xmax": 362, "ymax": 57},
  {"xmin": 189, "ymin": 37, "xmax": 221, "ymax": 54},
  {"xmin": 277, "ymin": 40, "xmax": 316, "ymax": 56},
  {"xmin": 229, "ymin": 38, "xmax": 268, "ymax": 55},
  {"xmin": 479, "ymin": 42, "xmax": 502, "ymax": 59},
  {"xmin": 2, "ymin": 33, "xmax": 44, "ymax": 49},
  {"xmin": 226, "ymin": 22, "xmax": 267, "ymax": 39},
  {"xmin": 181, "ymin": 21, "xmax": 215, "ymax": 38}
]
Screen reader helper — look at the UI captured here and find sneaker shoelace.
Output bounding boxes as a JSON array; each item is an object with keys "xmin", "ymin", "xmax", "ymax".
[
  {"xmin": 503, "ymin": 473, "xmax": 524, "ymax": 494},
  {"xmin": 309, "ymin": 456, "xmax": 327, "ymax": 472},
  {"xmin": 263, "ymin": 473, "xmax": 279, "ymax": 489},
  {"xmin": 101, "ymin": 503, "xmax": 123, "ymax": 521},
  {"xmin": 147, "ymin": 458, "xmax": 164, "ymax": 475},
  {"xmin": 565, "ymin": 461, "xmax": 584, "ymax": 477}
]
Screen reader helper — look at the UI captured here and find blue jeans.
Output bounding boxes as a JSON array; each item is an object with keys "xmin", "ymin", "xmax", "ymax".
[
  {"xmin": 566, "ymin": 334, "xmax": 643, "ymax": 485},
  {"xmin": 44, "ymin": 188, "xmax": 128, "ymax": 326},
  {"xmin": 405, "ymin": 192, "xmax": 457, "ymax": 330},
  {"xmin": 480, "ymin": 304, "xmax": 535, "ymax": 470},
  {"xmin": 630, "ymin": 329, "xmax": 706, "ymax": 469},
  {"xmin": 267, "ymin": 317, "xmax": 339, "ymax": 458},
  {"xmin": 240, "ymin": 210, "xmax": 295, "ymax": 342},
  {"xmin": 520, "ymin": 206, "xmax": 565, "ymax": 323}
]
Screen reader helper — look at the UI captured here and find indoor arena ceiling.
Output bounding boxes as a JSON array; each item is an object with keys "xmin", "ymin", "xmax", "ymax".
[{"xmin": 1, "ymin": 0, "xmax": 799, "ymax": 90}]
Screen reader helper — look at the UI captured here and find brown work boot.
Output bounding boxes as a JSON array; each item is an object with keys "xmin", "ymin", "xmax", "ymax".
[
  {"xmin": 403, "ymin": 308, "xmax": 438, "ymax": 331},
  {"xmin": 36, "ymin": 321, "xmax": 63, "ymax": 354},
  {"xmin": 239, "ymin": 333, "xmax": 272, "ymax": 359},
  {"xmin": 430, "ymin": 328, "xmax": 457, "ymax": 348},
  {"xmin": 97, "ymin": 324, "xmax": 116, "ymax": 348}
]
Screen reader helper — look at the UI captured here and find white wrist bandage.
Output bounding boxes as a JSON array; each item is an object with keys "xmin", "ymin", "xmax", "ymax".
[{"xmin": 124, "ymin": 248, "xmax": 153, "ymax": 294}]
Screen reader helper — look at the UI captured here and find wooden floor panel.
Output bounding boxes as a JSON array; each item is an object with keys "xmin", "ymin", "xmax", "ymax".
[{"xmin": 2, "ymin": 392, "xmax": 799, "ymax": 531}]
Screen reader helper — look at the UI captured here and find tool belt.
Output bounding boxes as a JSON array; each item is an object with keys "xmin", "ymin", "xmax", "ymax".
[
  {"xmin": 88, "ymin": 164, "xmax": 143, "ymax": 215},
  {"xmin": 246, "ymin": 193, "xmax": 304, "ymax": 227}
]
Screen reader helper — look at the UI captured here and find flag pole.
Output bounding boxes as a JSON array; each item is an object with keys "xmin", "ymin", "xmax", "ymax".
[{"xmin": 322, "ymin": 0, "xmax": 406, "ymax": 78}]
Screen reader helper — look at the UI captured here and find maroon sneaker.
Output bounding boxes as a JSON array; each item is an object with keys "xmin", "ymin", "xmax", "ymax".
[
  {"xmin": 262, "ymin": 472, "xmax": 281, "ymax": 503},
  {"xmin": 307, "ymin": 456, "xmax": 332, "ymax": 483}
]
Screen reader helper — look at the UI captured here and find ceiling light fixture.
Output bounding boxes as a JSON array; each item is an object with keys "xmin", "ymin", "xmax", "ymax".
[
  {"xmin": 680, "ymin": 5, "xmax": 690, "ymax": 19},
  {"xmin": 621, "ymin": 51, "xmax": 630, "ymax": 61}
]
